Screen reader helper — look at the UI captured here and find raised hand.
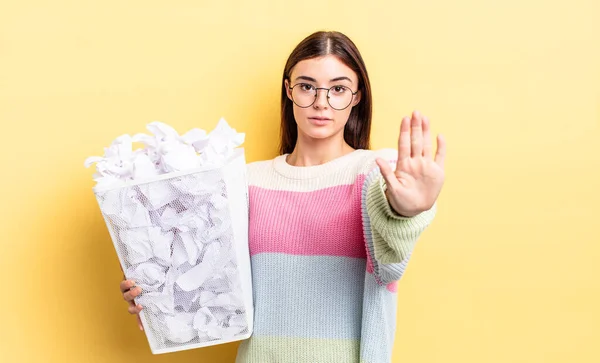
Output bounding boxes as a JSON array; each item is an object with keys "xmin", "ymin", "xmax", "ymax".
[{"xmin": 375, "ymin": 110, "xmax": 446, "ymax": 217}]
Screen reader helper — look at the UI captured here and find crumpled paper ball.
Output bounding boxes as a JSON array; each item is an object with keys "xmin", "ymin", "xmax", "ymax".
[{"xmin": 84, "ymin": 118, "xmax": 245, "ymax": 188}]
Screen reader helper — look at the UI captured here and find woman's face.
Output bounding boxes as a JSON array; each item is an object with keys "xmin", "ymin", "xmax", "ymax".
[{"xmin": 284, "ymin": 55, "xmax": 361, "ymax": 145}]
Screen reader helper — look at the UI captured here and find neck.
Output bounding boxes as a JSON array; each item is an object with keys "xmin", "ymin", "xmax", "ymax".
[{"xmin": 286, "ymin": 133, "xmax": 354, "ymax": 167}]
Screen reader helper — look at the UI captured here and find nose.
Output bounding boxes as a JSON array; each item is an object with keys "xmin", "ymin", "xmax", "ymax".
[{"xmin": 313, "ymin": 88, "xmax": 329, "ymax": 109}]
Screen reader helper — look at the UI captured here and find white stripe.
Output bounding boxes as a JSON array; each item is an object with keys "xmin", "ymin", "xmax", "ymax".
[{"xmin": 246, "ymin": 148, "xmax": 397, "ymax": 192}]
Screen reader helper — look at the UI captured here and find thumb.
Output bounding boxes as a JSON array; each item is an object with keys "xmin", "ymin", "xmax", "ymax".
[
  {"xmin": 375, "ymin": 158, "xmax": 399, "ymax": 189},
  {"xmin": 137, "ymin": 314, "xmax": 144, "ymax": 331}
]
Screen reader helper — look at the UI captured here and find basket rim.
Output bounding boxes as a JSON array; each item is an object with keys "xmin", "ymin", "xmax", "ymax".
[{"xmin": 92, "ymin": 148, "xmax": 245, "ymax": 194}]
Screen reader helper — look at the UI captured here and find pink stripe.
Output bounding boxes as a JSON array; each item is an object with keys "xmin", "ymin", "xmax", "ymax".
[
  {"xmin": 367, "ymin": 252, "xmax": 397, "ymax": 292},
  {"xmin": 248, "ymin": 179, "xmax": 367, "ymax": 258},
  {"xmin": 366, "ymin": 251, "xmax": 374, "ymax": 274}
]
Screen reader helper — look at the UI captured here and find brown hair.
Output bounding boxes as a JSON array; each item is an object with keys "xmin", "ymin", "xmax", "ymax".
[{"xmin": 279, "ymin": 31, "xmax": 372, "ymax": 155}]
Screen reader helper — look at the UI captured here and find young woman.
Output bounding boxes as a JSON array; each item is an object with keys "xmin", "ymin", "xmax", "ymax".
[{"xmin": 120, "ymin": 30, "xmax": 446, "ymax": 363}]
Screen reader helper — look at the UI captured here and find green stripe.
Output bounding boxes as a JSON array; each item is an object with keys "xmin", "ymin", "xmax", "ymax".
[
  {"xmin": 366, "ymin": 174, "xmax": 437, "ymax": 264},
  {"xmin": 236, "ymin": 336, "xmax": 360, "ymax": 363}
]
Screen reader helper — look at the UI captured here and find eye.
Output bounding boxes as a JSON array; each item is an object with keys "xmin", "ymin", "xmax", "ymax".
[
  {"xmin": 331, "ymin": 86, "xmax": 348, "ymax": 94},
  {"xmin": 299, "ymin": 83, "xmax": 315, "ymax": 92}
]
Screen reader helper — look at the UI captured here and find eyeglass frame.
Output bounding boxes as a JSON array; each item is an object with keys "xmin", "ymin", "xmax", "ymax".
[{"xmin": 288, "ymin": 83, "xmax": 360, "ymax": 111}]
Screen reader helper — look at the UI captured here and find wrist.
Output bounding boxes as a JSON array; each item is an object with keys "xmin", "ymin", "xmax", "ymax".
[{"xmin": 383, "ymin": 187, "xmax": 418, "ymax": 218}]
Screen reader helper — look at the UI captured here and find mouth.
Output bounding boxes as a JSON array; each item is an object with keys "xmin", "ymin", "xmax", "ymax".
[{"xmin": 308, "ymin": 117, "xmax": 332, "ymax": 126}]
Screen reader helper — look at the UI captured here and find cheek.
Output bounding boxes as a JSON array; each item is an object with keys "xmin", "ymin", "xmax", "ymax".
[
  {"xmin": 335, "ymin": 108, "xmax": 353, "ymax": 126},
  {"xmin": 292, "ymin": 106, "xmax": 304, "ymax": 122}
]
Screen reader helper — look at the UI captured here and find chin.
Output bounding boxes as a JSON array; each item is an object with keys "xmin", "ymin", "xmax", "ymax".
[{"xmin": 298, "ymin": 125, "xmax": 341, "ymax": 141}]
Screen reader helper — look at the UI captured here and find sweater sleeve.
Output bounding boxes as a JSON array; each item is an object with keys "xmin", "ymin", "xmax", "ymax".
[{"xmin": 361, "ymin": 149, "xmax": 437, "ymax": 285}]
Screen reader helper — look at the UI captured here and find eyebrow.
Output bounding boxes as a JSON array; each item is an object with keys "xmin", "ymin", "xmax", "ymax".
[{"xmin": 294, "ymin": 76, "xmax": 353, "ymax": 84}]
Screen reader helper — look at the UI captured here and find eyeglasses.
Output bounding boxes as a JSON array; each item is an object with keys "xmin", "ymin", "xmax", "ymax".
[{"xmin": 288, "ymin": 83, "xmax": 359, "ymax": 110}]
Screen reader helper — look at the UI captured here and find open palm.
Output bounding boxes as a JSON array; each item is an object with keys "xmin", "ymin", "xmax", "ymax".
[{"xmin": 376, "ymin": 111, "xmax": 446, "ymax": 217}]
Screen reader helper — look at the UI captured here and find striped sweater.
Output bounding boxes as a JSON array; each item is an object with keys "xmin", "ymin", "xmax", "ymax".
[{"xmin": 235, "ymin": 148, "xmax": 436, "ymax": 363}]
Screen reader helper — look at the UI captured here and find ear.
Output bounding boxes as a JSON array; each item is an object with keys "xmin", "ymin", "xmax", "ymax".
[
  {"xmin": 352, "ymin": 90, "xmax": 362, "ymax": 106},
  {"xmin": 284, "ymin": 79, "xmax": 293, "ymax": 101}
]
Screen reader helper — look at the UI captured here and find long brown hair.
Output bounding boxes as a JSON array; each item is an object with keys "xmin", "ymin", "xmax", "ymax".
[{"xmin": 279, "ymin": 31, "xmax": 372, "ymax": 155}]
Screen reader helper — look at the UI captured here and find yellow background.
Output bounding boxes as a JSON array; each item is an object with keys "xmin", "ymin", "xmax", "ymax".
[{"xmin": 1, "ymin": 1, "xmax": 598, "ymax": 362}]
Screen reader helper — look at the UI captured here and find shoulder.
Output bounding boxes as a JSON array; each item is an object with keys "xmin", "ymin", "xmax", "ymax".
[
  {"xmin": 354, "ymin": 148, "xmax": 398, "ymax": 175},
  {"xmin": 246, "ymin": 158, "xmax": 275, "ymax": 176},
  {"xmin": 366, "ymin": 148, "xmax": 398, "ymax": 162},
  {"xmin": 246, "ymin": 158, "xmax": 273, "ymax": 172}
]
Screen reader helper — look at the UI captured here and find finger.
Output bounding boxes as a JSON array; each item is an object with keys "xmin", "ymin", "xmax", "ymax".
[
  {"xmin": 397, "ymin": 116, "xmax": 411, "ymax": 161},
  {"xmin": 137, "ymin": 314, "xmax": 144, "ymax": 331},
  {"xmin": 422, "ymin": 116, "xmax": 432, "ymax": 158},
  {"xmin": 123, "ymin": 286, "xmax": 142, "ymax": 302},
  {"xmin": 128, "ymin": 303, "xmax": 143, "ymax": 315},
  {"xmin": 120, "ymin": 279, "xmax": 136, "ymax": 293},
  {"xmin": 376, "ymin": 157, "xmax": 399, "ymax": 189},
  {"xmin": 411, "ymin": 110, "xmax": 423, "ymax": 157},
  {"xmin": 434, "ymin": 134, "xmax": 447, "ymax": 169}
]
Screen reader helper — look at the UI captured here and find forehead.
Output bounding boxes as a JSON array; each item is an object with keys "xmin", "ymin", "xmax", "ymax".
[{"xmin": 290, "ymin": 55, "xmax": 357, "ymax": 82}]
